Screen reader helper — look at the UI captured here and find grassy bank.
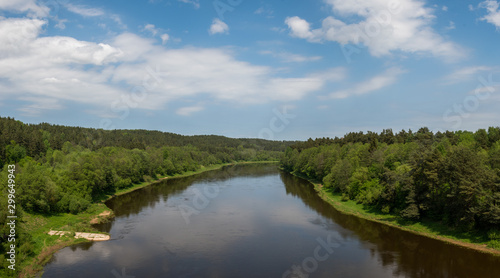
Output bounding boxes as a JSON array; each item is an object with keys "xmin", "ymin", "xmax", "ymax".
[
  {"xmin": 287, "ymin": 170, "xmax": 500, "ymax": 256},
  {"xmin": 101, "ymin": 161, "xmax": 277, "ymax": 201},
  {"xmin": 15, "ymin": 161, "xmax": 277, "ymax": 278},
  {"xmin": 17, "ymin": 203, "xmax": 112, "ymax": 277}
]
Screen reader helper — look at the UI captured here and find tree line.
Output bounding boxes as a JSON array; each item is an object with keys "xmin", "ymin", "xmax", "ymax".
[
  {"xmin": 0, "ymin": 116, "xmax": 290, "ymax": 276},
  {"xmin": 0, "ymin": 116, "xmax": 289, "ymax": 214},
  {"xmin": 0, "ymin": 116, "xmax": 292, "ymax": 169},
  {"xmin": 281, "ymin": 127, "xmax": 500, "ymax": 232}
]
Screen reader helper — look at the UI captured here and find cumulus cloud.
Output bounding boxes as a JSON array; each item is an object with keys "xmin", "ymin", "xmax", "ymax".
[
  {"xmin": 479, "ymin": 0, "xmax": 500, "ymax": 28},
  {"xmin": 285, "ymin": 0, "xmax": 464, "ymax": 59},
  {"xmin": 111, "ymin": 44, "xmax": 343, "ymax": 106},
  {"xmin": 209, "ymin": 18, "xmax": 229, "ymax": 35},
  {"xmin": 0, "ymin": 17, "xmax": 124, "ymax": 113},
  {"xmin": 0, "ymin": 16, "xmax": 344, "ymax": 115},
  {"xmin": 329, "ymin": 67, "xmax": 405, "ymax": 99},
  {"xmin": 285, "ymin": 16, "xmax": 315, "ymax": 40}
]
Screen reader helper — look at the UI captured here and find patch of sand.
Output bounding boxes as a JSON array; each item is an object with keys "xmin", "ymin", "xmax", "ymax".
[{"xmin": 48, "ymin": 230, "xmax": 110, "ymax": 241}]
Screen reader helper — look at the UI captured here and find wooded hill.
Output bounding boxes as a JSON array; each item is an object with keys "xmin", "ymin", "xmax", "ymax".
[
  {"xmin": 0, "ymin": 117, "xmax": 292, "ymax": 212},
  {"xmin": 0, "ymin": 116, "xmax": 290, "ymax": 167},
  {"xmin": 0, "ymin": 116, "xmax": 292, "ymax": 275},
  {"xmin": 281, "ymin": 127, "xmax": 500, "ymax": 232}
]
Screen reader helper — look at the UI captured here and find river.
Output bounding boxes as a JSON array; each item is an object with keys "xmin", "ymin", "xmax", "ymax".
[{"xmin": 42, "ymin": 164, "xmax": 500, "ymax": 277}]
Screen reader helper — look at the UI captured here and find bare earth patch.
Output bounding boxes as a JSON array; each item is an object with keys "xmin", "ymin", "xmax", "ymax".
[
  {"xmin": 48, "ymin": 230, "xmax": 110, "ymax": 241},
  {"xmin": 90, "ymin": 210, "xmax": 113, "ymax": 224}
]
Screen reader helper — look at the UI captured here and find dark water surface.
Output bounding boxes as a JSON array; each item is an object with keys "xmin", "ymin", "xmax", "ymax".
[{"xmin": 42, "ymin": 164, "xmax": 500, "ymax": 278}]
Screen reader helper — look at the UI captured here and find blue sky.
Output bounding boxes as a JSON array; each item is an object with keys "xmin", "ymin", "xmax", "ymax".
[{"xmin": 0, "ymin": 0, "xmax": 500, "ymax": 140}]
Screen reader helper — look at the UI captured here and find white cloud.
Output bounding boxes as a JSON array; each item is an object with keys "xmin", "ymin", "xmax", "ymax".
[
  {"xmin": 142, "ymin": 24, "xmax": 169, "ymax": 44},
  {"xmin": 17, "ymin": 97, "xmax": 63, "ymax": 116},
  {"xmin": 176, "ymin": 105, "xmax": 204, "ymax": 116},
  {"xmin": 285, "ymin": 0, "xmax": 464, "ymax": 59},
  {"xmin": 54, "ymin": 18, "xmax": 68, "ymax": 30},
  {"xmin": 329, "ymin": 67, "xmax": 405, "ymax": 99},
  {"xmin": 0, "ymin": 0, "xmax": 49, "ymax": 18},
  {"xmin": 445, "ymin": 21, "xmax": 455, "ymax": 30},
  {"xmin": 63, "ymin": 3, "xmax": 104, "ymax": 17},
  {"xmin": 254, "ymin": 6, "xmax": 274, "ymax": 18},
  {"xmin": 260, "ymin": 50, "xmax": 322, "ymax": 63},
  {"xmin": 270, "ymin": 26, "xmax": 286, "ymax": 33},
  {"xmin": 110, "ymin": 14, "xmax": 127, "ymax": 29},
  {"xmin": 442, "ymin": 6, "xmax": 448, "ymax": 11},
  {"xmin": 161, "ymin": 34, "xmax": 169, "ymax": 44},
  {"xmin": 0, "ymin": 17, "xmax": 124, "ymax": 113},
  {"xmin": 255, "ymin": 7, "xmax": 265, "ymax": 14},
  {"xmin": 284, "ymin": 16, "xmax": 315, "ymax": 41},
  {"xmin": 178, "ymin": 0, "xmax": 200, "ymax": 9},
  {"xmin": 468, "ymin": 85, "xmax": 500, "ymax": 97},
  {"xmin": 143, "ymin": 24, "xmax": 159, "ymax": 36},
  {"xmin": 444, "ymin": 66, "xmax": 493, "ymax": 84},
  {"xmin": 479, "ymin": 0, "xmax": 500, "ymax": 28},
  {"xmin": 0, "ymin": 17, "xmax": 345, "ymax": 115},
  {"xmin": 209, "ymin": 18, "xmax": 229, "ymax": 35},
  {"xmin": 111, "ymin": 45, "xmax": 343, "ymax": 105}
]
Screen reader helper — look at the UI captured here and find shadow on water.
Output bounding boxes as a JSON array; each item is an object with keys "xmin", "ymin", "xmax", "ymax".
[{"xmin": 279, "ymin": 170, "xmax": 500, "ymax": 278}]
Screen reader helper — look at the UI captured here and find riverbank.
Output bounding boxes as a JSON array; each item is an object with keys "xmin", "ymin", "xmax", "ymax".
[
  {"xmin": 19, "ymin": 161, "xmax": 278, "ymax": 278},
  {"xmin": 101, "ymin": 161, "xmax": 278, "ymax": 202},
  {"xmin": 285, "ymin": 170, "xmax": 500, "ymax": 257},
  {"xmin": 18, "ymin": 204, "xmax": 114, "ymax": 278}
]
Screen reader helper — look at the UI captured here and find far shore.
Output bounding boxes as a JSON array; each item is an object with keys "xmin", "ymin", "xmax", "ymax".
[{"xmin": 284, "ymin": 169, "xmax": 500, "ymax": 257}]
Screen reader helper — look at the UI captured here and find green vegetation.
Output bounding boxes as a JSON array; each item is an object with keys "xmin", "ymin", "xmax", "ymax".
[
  {"xmin": 14, "ymin": 203, "xmax": 110, "ymax": 277},
  {"xmin": 2, "ymin": 115, "xmax": 500, "ymax": 276},
  {"xmin": 281, "ymin": 127, "xmax": 500, "ymax": 253},
  {"xmin": 0, "ymin": 116, "xmax": 289, "ymax": 277}
]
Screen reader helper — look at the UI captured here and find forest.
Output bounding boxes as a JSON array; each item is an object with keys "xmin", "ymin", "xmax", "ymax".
[
  {"xmin": 281, "ymin": 127, "xmax": 500, "ymax": 232},
  {"xmin": 0, "ymin": 116, "xmax": 290, "ymax": 275},
  {"xmin": 0, "ymin": 116, "xmax": 290, "ymax": 213},
  {"xmin": 2, "ymin": 116, "xmax": 500, "ymax": 276}
]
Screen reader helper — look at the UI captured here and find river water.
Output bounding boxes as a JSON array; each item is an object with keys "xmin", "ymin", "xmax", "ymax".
[{"xmin": 42, "ymin": 164, "xmax": 500, "ymax": 277}]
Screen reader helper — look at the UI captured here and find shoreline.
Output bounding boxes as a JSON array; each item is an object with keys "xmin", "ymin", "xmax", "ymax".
[
  {"xmin": 23, "ymin": 161, "xmax": 278, "ymax": 278},
  {"xmin": 285, "ymin": 170, "xmax": 500, "ymax": 257},
  {"xmin": 102, "ymin": 161, "xmax": 279, "ymax": 202}
]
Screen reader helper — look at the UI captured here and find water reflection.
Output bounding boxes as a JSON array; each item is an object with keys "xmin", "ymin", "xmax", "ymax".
[
  {"xmin": 280, "ymin": 171, "xmax": 500, "ymax": 278},
  {"xmin": 42, "ymin": 164, "xmax": 500, "ymax": 278}
]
